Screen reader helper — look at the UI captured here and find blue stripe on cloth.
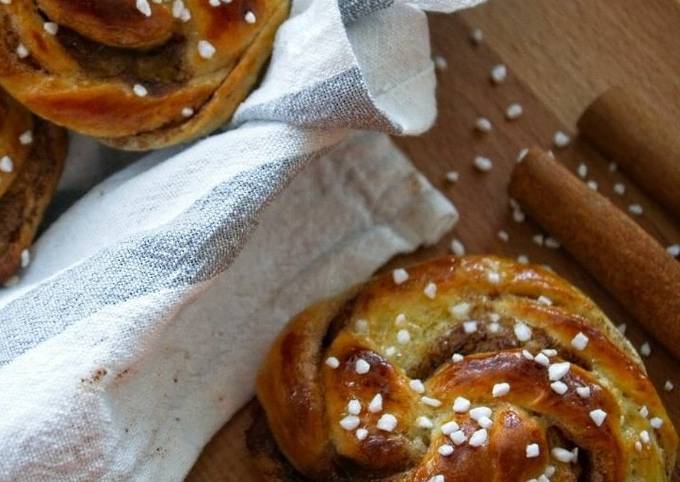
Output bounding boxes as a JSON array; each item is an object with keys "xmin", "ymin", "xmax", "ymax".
[
  {"xmin": 338, "ymin": 0, "xmax": 395, "ymax": 23},
  {"xmin": 233, "ymin": 67, "xmax": 398, "ymax": 133},
  {"xmin": 0, "ymin": 149, "xmax": 327, "ymax": 366}
]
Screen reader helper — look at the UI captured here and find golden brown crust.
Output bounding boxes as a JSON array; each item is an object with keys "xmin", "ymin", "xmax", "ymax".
[
  {"xmin": 0, "ymin": 0, "xmax": 290, "ymax": 151},
  {"xmin": 254, "ymin": 256, "xmax": 678, "ymax": 481},
  {"xmin": 36, "ymin": 0, "xmax": 176, "ymax": 49},
  {"xmin": 0, "ymin": 91, "xmax": 32, "ymax": 199},
  {"xmin": 0, "ymin": 90, "xmax": 66, "ymax": 283},
  {"xmin": 256, "ymin": 292, "xmax": 359, "ymax": 478}
]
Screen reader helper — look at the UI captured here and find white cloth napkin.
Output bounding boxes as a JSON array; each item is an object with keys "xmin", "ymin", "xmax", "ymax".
[{"xmin": 0, "ymin": 0, "xmax": 481, "ymax": 479}]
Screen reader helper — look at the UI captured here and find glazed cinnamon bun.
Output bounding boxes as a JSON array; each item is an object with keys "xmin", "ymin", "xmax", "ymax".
[
  {"xmin": 251, "ymin": 256, "xmax": 678, "ymax": 481},
  {"xmin": 0, "ymin": 0, "xmax": 289, "ymax": 150}
]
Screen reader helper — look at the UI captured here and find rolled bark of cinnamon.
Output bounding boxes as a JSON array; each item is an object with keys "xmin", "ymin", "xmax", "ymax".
[
  {"xmin": 578, "ymin": 87, "xmax": 680, "ymax": 218},
  {"xmin": 510, "ymin": 148, "xmax": 680, "ymax": 359}
]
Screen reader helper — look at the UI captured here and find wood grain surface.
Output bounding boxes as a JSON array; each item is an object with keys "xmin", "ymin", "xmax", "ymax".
[
  {"xmin": 187, "ymin": 2, "xmax": 680, "ymax": 480},
  {"xmin": 460, "ymin": 0, "xmax": 680, "ymax": 128}
]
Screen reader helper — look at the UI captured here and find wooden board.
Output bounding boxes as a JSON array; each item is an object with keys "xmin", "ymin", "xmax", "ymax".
[
  {"xmin": 187, "ymin": 4, "xmax": 680, "ymax": 481},
  {"xmin": 459, "ymin": 0, "xmax": 680, "ymax": 128}
]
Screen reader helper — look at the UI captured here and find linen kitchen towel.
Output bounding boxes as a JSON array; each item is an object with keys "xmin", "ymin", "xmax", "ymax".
[{"xmin": 0, "ymin": 0, "xmax": 481, "ymax": 479}]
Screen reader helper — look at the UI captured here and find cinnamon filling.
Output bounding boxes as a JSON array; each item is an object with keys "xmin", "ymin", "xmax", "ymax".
[{"xmin": 55, "ymin": 26, "xmax": 189, "ymax": 87}]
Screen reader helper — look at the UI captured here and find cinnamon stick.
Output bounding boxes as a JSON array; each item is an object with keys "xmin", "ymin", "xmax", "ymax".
[
  {"xmin": 509, "ymin": 148, "xmax": 680, "ymax": 359},
  {"xmin": 578, "ymin": 87, "xmax": 680, "ymax": 218}
]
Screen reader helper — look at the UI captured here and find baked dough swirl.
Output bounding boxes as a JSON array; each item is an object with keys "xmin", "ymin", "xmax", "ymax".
[
  {"xmin": 0, "ymin": 0, "xmax": 289, "ymax": 150},
  {"xmin": 0, "ymin": 89, "xmax": 66, "ymax": 283},
  {"xmin": 252, "ymin": 256, "xmax": 678, "ymax": 481}
]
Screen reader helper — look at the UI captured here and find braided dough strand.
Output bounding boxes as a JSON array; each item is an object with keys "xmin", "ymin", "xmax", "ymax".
[{"xmin": 256, "ymin": 256, "xmax": 678, "ymax": 481}]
